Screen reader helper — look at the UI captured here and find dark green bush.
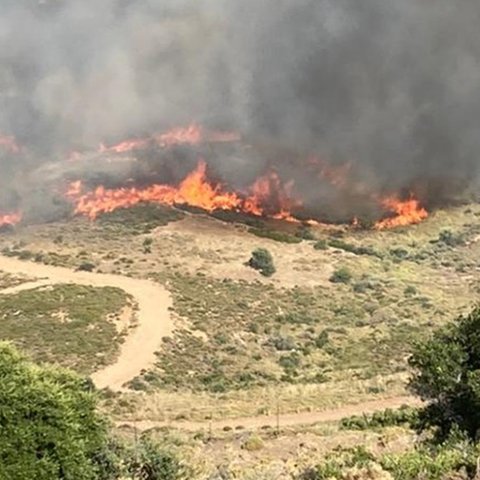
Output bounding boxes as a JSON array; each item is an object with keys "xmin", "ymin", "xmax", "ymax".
[
  {"xmin": 248, "ymin": 248, "xmax": 276, "ymax": 277},
  {"xmin": 340, "ymin": 406, "xmax": 419, "ymax": 431},
  {"xmin": 330, "ymin": 267, "xmax": 352, "ymax": 284},
  {"xmin": 328, "ymin": 239, "xmax": 382, "ymax": 258},
  {"xmin": 296, "ymin": 227, "xmax": 316, "ymax": 241},
  {"xmin": 126, "ymin": 438, "xmax": 189, "ymax": 480},
  {"xmin": 0, "ymin": 343, "xmax": 109, "ymax": 480},
  {"xmin": 248, "ymin": 228, "xmax": 302, "ymax": 244},
  {"xmin": 313, "ymin": 239, "xmax": 328, "ymax": 250},
  {"xmin": 437, "ymin": 229, "xmax": 465, "ymax": 247},
  {"xmin": 409, "ymin": 306, "xmax": 480, "ymax": 441},
  {"xmin": 77, "ymin": 261, "xmax": 96, "ymax": 272}
]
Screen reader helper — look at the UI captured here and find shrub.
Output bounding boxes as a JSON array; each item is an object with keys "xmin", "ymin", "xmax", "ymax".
[
  {"xmin": 328, "ymin": 238, "xmax": 382, "ymax": 258},
  {"xmin": 340, "ymin": 406, "xmax": 419, "ymax": 431},
  {"xmin": 248, "ymin": 248, "xmax": 276, "ymax": 277},
  {"xmin": 276, "ymin": 312, "xmax": 316, "ymax": 325},
  {"xmin": 126, "ymin": 438, "xmax": 189, "ymax": 480},
  {"xmin": 314, "ymin": 239, "xmax": 328, "ymax": 250},
  {"xmin": 437, "ymin": 229, "xmax": 465, "ymax": 247},
  {"xmin": 330, "ymin": 267, "xmax": 352, "ymax": 284},
  {"xmin": 270, "ymin": 335, "xmax": 296, "ymax": 351},
  {"xmin": 296, "ymin": 226, "xmax": 316, "ymax": 241},
  {"xmin": 143, "ymin": 237, "xmax": 153, "ymax": 254},
  {"xmin": 0, "ymin": 343, "xmax": 110, "ymax": 480},
  {"xmin": 248, "ymin": 228, "xmax": 302, "ymax": 244},
  {"xmin": 404, "ymin": 285, "xmax": 417, "ymax": 296},
  {"xmin": 315, "ymin": 330, "xmax": 329, "ymax": 349},
  {"xmin": 242, "ymin": 434, "xmax": 264, "ymax": 452},
  {"xmin": 77, "ymin": 261, "xmax": 96, "ymax": 272},
  {"xmin": 409, "ymin": 306, "xmax": 480, "ymax": 441}
]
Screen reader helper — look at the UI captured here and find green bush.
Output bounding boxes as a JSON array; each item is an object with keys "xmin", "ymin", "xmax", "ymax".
[
  {"xmin": 409, "ymin": 306, "xmax": 480, "ymax": 441},
  {"xmin": 340, "ymin": 406, "xmax": 419, "ymax": 431},
  {"xmin": 242, "ymin": 434, "xmax": 264, "ymax": 452},
  {"xmin": 330, "ymin": 267, "xmax": 352, "ymax": 284},
  {"xmin": 0, "ymin": 343, "xmax": 109, "ymax": 480},
  {"xmin": 299, "ymin": 440, "xmax": 480, "ymax": 480},
  {"xmin": 125, "ymin": 438, "xmax": 189, "ymax": 480},
  {"xmin": 77, "ymin": 261, "xmax": 96, "ymax": 272},
  {"xmin": 248, "ymin": 228, "xmax": 302, "ymax": 244},
  {"xmin": 313, "ymin": 239, "xmax": 328, "ymax": 250},
  {"xmin": 436, "ymin": 229, "xmax": 465, "ymax": 247},
  {"xmin": 296, "ymin": 226, "xmax": 316, "ymax": 241},
  {"xmin": 328, "ymin": 238, "xmax": 382, "ymax": 258},
  {"xmin": 248, "ymin": 248, "xmax": 276, "ymax": 277}
]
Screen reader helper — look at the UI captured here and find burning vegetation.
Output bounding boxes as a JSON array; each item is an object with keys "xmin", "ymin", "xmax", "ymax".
[{"xmin": 1, "ymin": 125, "xmax": 431, "ymax": 230}]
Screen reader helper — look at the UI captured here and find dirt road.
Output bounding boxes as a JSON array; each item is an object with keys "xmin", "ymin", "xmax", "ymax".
[
  {"xmin": 0, "ymin": 255, "xmax": 173, "ymax": 391},
  {"xmin": 118, "ymin": 395, "xmax": 421, "ymax": 432}
]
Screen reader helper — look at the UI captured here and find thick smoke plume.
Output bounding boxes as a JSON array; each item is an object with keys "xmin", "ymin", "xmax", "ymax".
[{"xmin": 1, "ymin": 0, "xmax": 480, "ymax": 221}]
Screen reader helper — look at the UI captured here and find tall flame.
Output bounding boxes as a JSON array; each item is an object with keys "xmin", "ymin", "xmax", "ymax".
[
  {"xmin": 66, "ymin": 161, "xmax": 303, "ymax": 222},
  {"xmin": 0, "ymin": 212, "xmax": 22, "ymax": 227},
  {"xmin": 375, "ymin": 196, "xmax": 428, "ymax": 230},
  {"xmin": 98, "ymin": 124, "xmax": 240, "ymax": 155}
]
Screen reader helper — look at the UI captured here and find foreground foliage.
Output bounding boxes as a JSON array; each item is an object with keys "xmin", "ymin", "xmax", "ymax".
[
  {"xmin": 409, "ymin": 305, "xmax": 480, "ymax": 441},
  {"xmin": 0, "ymin": 342, "xmax": 108, "ymax": 480},
  {"xmin": 0, "ymin": 343, "xmax": 188, "ymax": 480},
  {"xmin": 300, "ymin": 438, "xmax": 480, "ymax": 480}
]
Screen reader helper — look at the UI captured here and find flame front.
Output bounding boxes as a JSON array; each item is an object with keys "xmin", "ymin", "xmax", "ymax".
[
  {"xmin": 0, "ymin": 212, "xmax": 22, "ymax": 227},
  {"xmin": 98, "ymin": 124, "xmax": 240, "ymax": 155},
  {"xmin": 66, "ymin": 160, "xmax": 305, "ymax": 222},
  {"xmin": 375, "ymin": 196, "xmax": 428, "ymax": 230}
]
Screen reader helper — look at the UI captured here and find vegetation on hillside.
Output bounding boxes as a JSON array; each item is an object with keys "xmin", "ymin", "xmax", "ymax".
[
  {"xmin": 0, "ymin": 342, "xmax": 188, "ymax": 480},
  {"xmin": 0, "ymin": 284, "xmax": 131, "ymax": 373},
  {"xmin": 247, "ymin": 247, "xmax": 276, "ymax": 277},
  {"xmin": 301, "ymin": 306, "xmax": 480, "ymax": 480}
]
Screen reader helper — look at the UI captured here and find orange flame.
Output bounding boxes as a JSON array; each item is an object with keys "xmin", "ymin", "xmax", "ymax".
[
  {"xmin": 66, "ymin": 161, "xmax": 304, "ymax": 222},
  {"xmin": 98, "ymin": 124, "xmax": 240, "ymax": 155},
  {"xmin": 0, "ymin": 135, "xmax": 20, "ymax": 154},
  {"xmin": 99, "ymin": 138, "xmax": 150, "ymax": 154},
  {"xmin": 154, "ymin": 124, "xmax": 203, "ymax": 147},
  {"xmin": 375, "ymin": 196, "xmax": 428, "ymax": 230},
  {"xmin": 0, "ymin": 212, "xmax": 22, "ymax": 227}
]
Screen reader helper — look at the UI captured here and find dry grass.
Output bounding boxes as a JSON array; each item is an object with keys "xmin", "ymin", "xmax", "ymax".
[
  {"xmin": 1, "ymin": 203, "xmax": 480, "ymax": 422},
  {"xmin": 0, "ymin": 283, "xmax": 132, "ymax": 373}
]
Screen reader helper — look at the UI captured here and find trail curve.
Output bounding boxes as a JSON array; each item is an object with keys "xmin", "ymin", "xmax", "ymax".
[{"xmin": 0, "ymin": 255, "xmax": 173, "ymax": 391}]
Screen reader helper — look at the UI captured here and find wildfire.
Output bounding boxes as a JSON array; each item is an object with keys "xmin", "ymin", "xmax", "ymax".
[
  {"xmin": 0, "ymin": 135, "xmax": 20, "ymax": 154},
  {"xmin": 98, "ymin": 124, "xmax": 240, "ymax": 155},
  {"xmin": 99, "ymin": 138, "xmax": 150, "ymax": 154},
  {"xmin": 0, "ymin": 212, "xmax": 22, "ymax": 228},
  {"xmin": 375, "ymin": 196, "xmax": 428, "ymax": 230},
  {"xmin": 66, "ymin": 160, "xmax": 303, "ymax": 222}
]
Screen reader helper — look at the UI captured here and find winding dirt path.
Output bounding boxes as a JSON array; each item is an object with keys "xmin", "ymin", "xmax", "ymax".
[
  {"xmin": 0, "ymin": 256, "xmax": 173, "ymax": 391},
  {"xmin": 0, "ymin": 256, "xmax": 420, "ymax": 433},
  {"xmin": 118, "ymin": 395, "xmax": 421, "ymax": 432}
]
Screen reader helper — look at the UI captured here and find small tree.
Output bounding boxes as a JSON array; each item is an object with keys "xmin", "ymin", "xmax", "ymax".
[
  {"xmin": 409, "ymin": 306, "xmax": 480, "ymax": 441},
  {"xmin": 0, "ymin": 342, "xmax": 110, "ymax": 480},
  {"xmin": 248, "ymin": 248, "xmax": 276, "ymax": 277}
]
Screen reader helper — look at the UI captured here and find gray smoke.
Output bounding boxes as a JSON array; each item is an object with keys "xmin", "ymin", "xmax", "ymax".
[{"xmin": 1, "ymin": 0, "xmax": 480, "ymax": 219}]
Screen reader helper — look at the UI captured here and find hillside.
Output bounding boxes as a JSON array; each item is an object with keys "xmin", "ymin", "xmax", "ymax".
[{"xmin": 0, "ymin": 203, "xmax": 478, "ymax": 476}]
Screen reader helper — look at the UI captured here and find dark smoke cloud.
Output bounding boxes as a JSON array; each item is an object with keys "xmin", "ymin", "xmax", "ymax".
[{"xmin": 1, "ymin": 0, "xmax": 480, "ymax": 219}]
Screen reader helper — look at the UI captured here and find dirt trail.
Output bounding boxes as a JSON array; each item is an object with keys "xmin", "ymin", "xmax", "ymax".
[
  {"xmin": 118, "ymin": 395, "xmax": 421, "ymax": 432},
  {"xmin": 0, "ymin": 256, "xmax": 173, "ymax": 391}
]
